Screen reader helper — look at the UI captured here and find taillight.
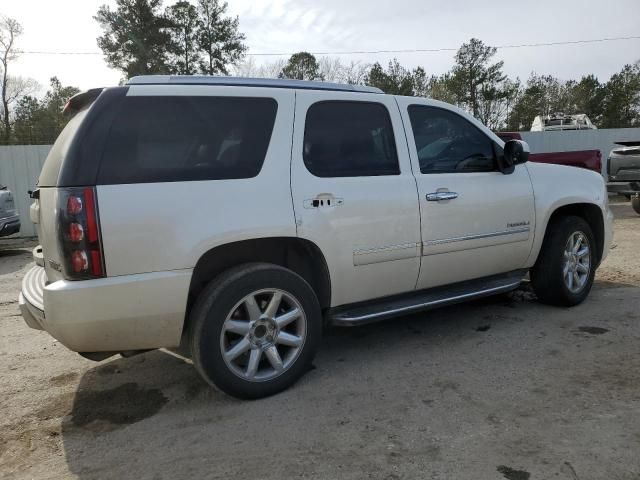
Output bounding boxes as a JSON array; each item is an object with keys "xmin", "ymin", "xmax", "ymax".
[{"xmin": 57, "ymin": 187, "xmax": 105, "ymax": 279}]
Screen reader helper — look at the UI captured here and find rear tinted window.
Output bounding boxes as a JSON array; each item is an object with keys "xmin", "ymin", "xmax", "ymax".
[
  {"xmin": 97, "ymin": 96, "xmax": 277, "ymax": 184},
  {"xmin": 303, "ymin": 101, "xmax": 399, "ymax": 177}
]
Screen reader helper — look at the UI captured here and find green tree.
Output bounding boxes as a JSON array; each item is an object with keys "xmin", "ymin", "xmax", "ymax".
[
  {"xmin": 364, "ymin": 59, "xmax": 437, "ymax": 97},
  {"xmin": 567, "ymin": 75, "xmax": 605, "ymax": 125},
  {"xmin": 507, "ymin": 74, "xmax": 574, "ymax": 131},
  {"xmin": 478, "ymin": 77, "xmax": 521, "ymax": 130},
  {"xmin": 428, "ymin": 74, "xmax": 457, "ymax": 104},
  {"xmin": 165, "ymin": 1, "xmax": 201, "ymax": 74},
  {"xmin": 447, "ymin": 38, "xmax": 507, "ymax": 119},
  {"xmin": 411, "ymin": 66, "xmax": 433, "ymax": 97},
  {"xmin": 280, "ymin": 52, "xmax": 323, "ymax": 81},
  {"xmin": 12, "ymin": 77, "xmax": 80, "ymax": 145},
  {"xmin": 95, "ymin": 0, "xmax": 172, "ymax": 79},
  {"xmin": 42, "ymin": 77, "xmax": 80, "ymax": 119},
  {"xmin": 601, "ymin": 63, "xmax": 640, "ymax": 128},
  {"xmin": 12, "ymin": 95, "xmax": 44, "ymax": 144},
  {"xmin": 365, "ymin": 60, "xmax": 415, "ymax": 95},
  {"xmin": 196, "ymin": 0, "xmax": 246, "ymax": 75}
]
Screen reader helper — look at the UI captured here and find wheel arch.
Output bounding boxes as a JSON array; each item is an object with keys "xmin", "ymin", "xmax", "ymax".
[
  {"xmin": 183, "ymin": 237, "xmax": 331, "ymax": 337},
  {"xmin": 538, "ymin": 202, "xmax": 605, "ymax": 267}
]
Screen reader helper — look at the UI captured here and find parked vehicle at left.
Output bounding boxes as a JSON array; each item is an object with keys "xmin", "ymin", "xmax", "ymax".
[{"xmin": 0, "ymin": 185, "xmax": 20, "ymax": 237}]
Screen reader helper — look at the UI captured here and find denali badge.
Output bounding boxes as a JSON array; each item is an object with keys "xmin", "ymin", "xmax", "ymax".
[{"xmin": 507, "ymin": 221, "xmax": 530, "ymax": 228}]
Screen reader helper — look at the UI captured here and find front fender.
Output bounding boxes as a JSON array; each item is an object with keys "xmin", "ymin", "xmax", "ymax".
[{"xmin": 525, "ymin": 163, "xmax": 609, "ymax": 267}]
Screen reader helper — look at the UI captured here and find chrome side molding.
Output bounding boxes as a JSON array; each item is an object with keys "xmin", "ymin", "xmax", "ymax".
[{"xmin": 423, "ymin": 227, "xmax": 530, "ymax": 247}]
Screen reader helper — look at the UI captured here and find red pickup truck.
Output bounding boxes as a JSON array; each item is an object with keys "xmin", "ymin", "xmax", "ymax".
[{"xmin": 497, "ymin": 132, "xmax": 602, "ymax": 174}]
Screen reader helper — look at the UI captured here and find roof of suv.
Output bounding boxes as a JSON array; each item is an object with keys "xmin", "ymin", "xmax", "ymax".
[{"xmin": 127, "ymin": 75, "xmax": 384, "ymax": 94}]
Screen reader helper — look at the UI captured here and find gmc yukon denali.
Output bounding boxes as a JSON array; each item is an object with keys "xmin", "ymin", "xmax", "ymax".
[{"xmin": 19, "ymin": 76, "xmax": 613, "ymax": 399}]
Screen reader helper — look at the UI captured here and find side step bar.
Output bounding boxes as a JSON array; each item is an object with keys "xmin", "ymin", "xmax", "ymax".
[{"xmin": 329, "ymin": 270, "xmax": 527, "ymax": 327}]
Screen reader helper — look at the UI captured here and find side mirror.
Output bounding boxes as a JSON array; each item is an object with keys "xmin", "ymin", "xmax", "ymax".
[{"xmin": 499, "ymin": 140, "xmax": 530, "ymax": 174}]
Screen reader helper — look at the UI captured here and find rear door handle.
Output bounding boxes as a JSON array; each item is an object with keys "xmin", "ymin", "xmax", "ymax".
[
  {"xmin": 426, "ymin": 191, "xmax": 458, "ymax": 202},
  {"xmin": 303, "ymin": 194, "xmax": 344, "ymax": 209}
]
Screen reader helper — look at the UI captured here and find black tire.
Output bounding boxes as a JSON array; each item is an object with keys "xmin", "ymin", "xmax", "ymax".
[
  {"xmin": 632, "ymin": 195, "xmax": 640, "ymax": 215},
  {"xmin": 189, "ymin": 263, "xmax": 322, "ymax": 399},
  {"xmin": 530, "ymin": 216, "xmax": 596, "ymax": 306}
]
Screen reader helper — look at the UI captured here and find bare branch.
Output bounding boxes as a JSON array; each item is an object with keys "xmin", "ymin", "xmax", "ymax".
[{"xmin": 5, "ymin": 76, "xmax": 39, "ymax": 104}]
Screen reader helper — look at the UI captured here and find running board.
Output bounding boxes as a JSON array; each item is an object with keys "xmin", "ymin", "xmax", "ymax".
[{"xmin": 329, "ymin": 270, "xmax": 527, "ymax": 327}]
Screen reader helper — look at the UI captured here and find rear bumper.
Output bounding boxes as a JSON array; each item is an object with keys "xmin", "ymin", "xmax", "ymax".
[
  {"xmin": 0, "ymin": 214, "xmax": 20, "ymax": 237},
  {"xmin": 19, "ymin": 265, "xmax": 192, "ymax": 352}
]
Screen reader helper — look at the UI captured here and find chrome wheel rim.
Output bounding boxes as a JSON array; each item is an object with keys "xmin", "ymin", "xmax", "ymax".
[
  {"xmin": 220, "ymin": 289, "xmax": 307, "ymax": 382},
  {"xmin": 563, "ymin": 231, "xmax": 591, "ymax": 293}
]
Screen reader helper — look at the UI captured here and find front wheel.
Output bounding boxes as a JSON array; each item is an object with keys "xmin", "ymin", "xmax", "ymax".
[
  {"xmin": 189, "ymin": 263, "xmax": 322, "ymax": 399},
  {"xmin": 531, "ymin": 216, "xmax": 596, "ymax": 306}
]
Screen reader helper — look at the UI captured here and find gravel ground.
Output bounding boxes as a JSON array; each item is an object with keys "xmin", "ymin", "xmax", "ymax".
[{"xmin": 1, "ymin": 199, "xmax": 639, "ymax": 480}]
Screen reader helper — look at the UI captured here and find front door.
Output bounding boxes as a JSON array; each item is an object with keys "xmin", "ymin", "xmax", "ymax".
[
  {"xmin": 290, "ymin": 91, "xmax": 421, "ymax": 307},
  {"xmin": 396, "ymin": 98, "xmax": 535, "ymax": 290}
]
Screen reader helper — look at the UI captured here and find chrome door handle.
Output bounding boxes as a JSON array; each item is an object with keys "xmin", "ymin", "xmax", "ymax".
[{"xmin": 426, "ymin": 191, "xmax": 458, "ymax": 202}]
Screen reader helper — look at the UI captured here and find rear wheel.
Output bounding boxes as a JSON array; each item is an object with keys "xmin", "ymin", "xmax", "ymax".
[
  {"xmin": 632, "ymin": 194, "xmax": 640, "ymax": 215},
  {"xmin": 531, "ymin": 216, "xmax": 596, "ymax": 306},
  {"xmin": 189, "ymin": 263, "xmax": 322, "ymax": 399}
]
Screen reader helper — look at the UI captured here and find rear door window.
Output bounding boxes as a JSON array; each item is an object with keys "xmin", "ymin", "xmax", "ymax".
[
  {"xmin": 303, "ymin": 101, "xmax": 400, "ymax": 177},
  {"xmin": 97, "ymin": 96, "xmax": 277, "ymax": 184}
]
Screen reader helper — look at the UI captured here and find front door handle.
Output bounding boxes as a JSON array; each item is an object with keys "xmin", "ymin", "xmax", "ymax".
[{"xmin": 426, "ymin": 191, "xmax": 458, "ymax": 202}]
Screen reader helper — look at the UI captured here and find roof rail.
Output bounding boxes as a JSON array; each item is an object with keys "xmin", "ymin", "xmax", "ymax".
[{"xmin": 127, "ymin": 75, "xmax": 383, "ymax": 94}]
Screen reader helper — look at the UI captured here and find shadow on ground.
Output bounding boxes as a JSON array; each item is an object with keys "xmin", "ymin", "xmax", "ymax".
[
  {"xmin": 0, "ymin": 248, "xmax": 31, "ymax": 276},
  {"xmin": 50, "ymin": 282, "xmax": 639, "ymax": 480},
  {"xmin": 55, "ymin": 289, "xmax": 504, "ymax": 476}
]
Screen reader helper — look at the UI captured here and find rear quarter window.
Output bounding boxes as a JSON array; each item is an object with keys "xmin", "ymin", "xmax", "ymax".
[
  {"xmin": 38, "ymin": 108, "xmax": 90, "ymax": 187},
  {"xmin": 97, "ymin": 96, "xmax": 278, "ymax": 184}
]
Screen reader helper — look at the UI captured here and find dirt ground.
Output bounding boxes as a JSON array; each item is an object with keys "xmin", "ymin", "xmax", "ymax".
[{"xmin": 1, "ymin": 199, "xmax": 639, "ymax": 480}]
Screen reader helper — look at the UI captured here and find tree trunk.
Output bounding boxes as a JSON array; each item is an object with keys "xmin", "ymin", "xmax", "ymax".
[
  {"xmin": 1, "ymin": 65, "xmax": 9, "ymax": 143},
  {"xmin": 185, "ymin": 34, "xmax": 189, "ymax": 74}
]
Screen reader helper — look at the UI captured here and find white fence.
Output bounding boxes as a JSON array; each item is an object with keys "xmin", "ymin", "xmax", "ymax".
[
  {"xmin": 0, "ymin": 145, "xmax": 51, "ymax": 237},
  {"xmin": 2, "ymin": 127, "xmax": 640, "ymax": 238}
]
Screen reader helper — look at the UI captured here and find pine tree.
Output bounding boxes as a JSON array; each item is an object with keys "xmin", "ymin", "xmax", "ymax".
[
  {"xmin": 280, "ymin": 52, "xmax": 323, "ymax": 81},
  {"xmin": 95, "ymin": 0, "xmax": 172, "ymax": 79},
  {"xmin": 196, "ymin": 0, "xmax": 246, "ymax": 75},
  {"xmin": 166, "ymin": 1, "xmax": 201, "ymax": 75}
]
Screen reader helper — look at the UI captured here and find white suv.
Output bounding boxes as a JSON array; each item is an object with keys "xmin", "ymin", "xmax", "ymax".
[{"xmin": 19, "ymin": 76, "xmax": 613, "ymax": 399}]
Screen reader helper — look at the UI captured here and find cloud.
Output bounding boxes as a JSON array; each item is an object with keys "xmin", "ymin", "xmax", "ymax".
[{"xmin": 6, "ymin": 0, "xmax": 640, "ymax": 91}]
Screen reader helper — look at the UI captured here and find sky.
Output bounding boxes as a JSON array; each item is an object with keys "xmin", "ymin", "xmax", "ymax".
[{"xmin": 2, "ymin": 0, "xmax": 640, "ymax": 94}]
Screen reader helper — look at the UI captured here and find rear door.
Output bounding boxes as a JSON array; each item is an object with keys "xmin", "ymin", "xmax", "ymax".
[
  {"xmin": 397, "ymin": 98, "xmax": 535, "ymax": 289},
  {"xmin": 290, "ymin": 91, "xmax": 421, "ymax": 307}
]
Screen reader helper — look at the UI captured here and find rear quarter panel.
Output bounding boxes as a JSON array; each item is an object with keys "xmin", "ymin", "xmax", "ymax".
[{"xmin": 97, "ymin": 85, "xmax": 297, "ymax": 276}]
